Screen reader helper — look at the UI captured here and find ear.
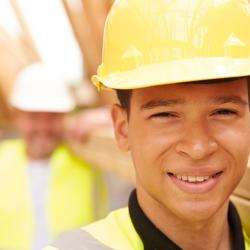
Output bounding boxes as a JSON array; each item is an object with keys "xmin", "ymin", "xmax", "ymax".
[{"xmin": 111, "ymin": 104, "xmax": 129, "ymax": 151}]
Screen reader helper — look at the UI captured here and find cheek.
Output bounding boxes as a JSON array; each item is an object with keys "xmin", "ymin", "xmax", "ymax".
[
  {"xmin": 219, "ymin": 122, "xmax": 250, "ymax": 151},
  {"xmin": 215, "ymin": 123, "xmax": 250, "ymax": 174},
  {"xmin": 21, "ymin": 123, "xmax": 36, "ymax": 137},
  {"xmin": 129, "ymin": 119, "xmax": 179, "ymax": 150},
  {"xmin": 128, "ymin": 120, "xmax": 178, "ymax": 176}
]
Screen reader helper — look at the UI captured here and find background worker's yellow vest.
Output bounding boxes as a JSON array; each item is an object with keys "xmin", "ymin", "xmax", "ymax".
[{"xmin": 0, "ymin": 140, "xmax": 107, "ymax": 250}]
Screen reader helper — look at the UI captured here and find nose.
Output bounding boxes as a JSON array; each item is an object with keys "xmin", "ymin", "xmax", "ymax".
[
  {"xmin": 36, "ymin": 120, "xmax": 46, "ymax": 129},
  {"xmin": 34, "ymin": 117, "xmax": 52, "ymax": 133},
  {"xmin": 175, "ymin": 120, "xmax": 218, "ymax": 160}
]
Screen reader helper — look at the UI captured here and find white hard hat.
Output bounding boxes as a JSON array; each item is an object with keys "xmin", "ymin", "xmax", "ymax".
[{"xmin": 10, "ymin": 62, "xmax": 75, "ymax": 112}]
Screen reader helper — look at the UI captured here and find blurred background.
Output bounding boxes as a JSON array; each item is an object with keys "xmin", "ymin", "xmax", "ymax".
[
  {"xmin": 0, "ymin": 0, "xmax": 136, "ymax": 203},
  {"xmin": 0, "ymin": 0, "xmax": 117, "ymax": 134},
  {"xmin": 0, "ymin": 1, "xmax": 135, "ymax": 249},
  {"xmin": 0, "ymin": 1, "xmax": 248, "ymax": 250}
]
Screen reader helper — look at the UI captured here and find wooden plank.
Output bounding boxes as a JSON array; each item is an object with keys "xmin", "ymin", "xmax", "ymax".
[
  {"xmin": 69, "ymin": 128, "xmax": 135, "ymax": 184},
  {"xmin": 62, "ymin": 0, "xmax": 113, "ymax": 78},
  {"xmin": 62, "ymin": 0, "xmax": 100, "ymax": 78},
  {"xmin": 10, "ymin": 0, "xmax": 40, "ymax": 61},
  {"xmin": 234, "ymin": 167, "xmax": 250, "ymax": 200}
]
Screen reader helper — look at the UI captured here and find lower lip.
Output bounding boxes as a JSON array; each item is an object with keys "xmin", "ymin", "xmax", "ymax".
[{"xmin": 168, "ymin": 172, "xmax": 223, "ymax": 194}]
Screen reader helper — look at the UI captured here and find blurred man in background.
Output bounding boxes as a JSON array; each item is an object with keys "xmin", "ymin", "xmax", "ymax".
[
  {"xmin": 67, "ymin": 0, "xmax": 133, "ymax": 211},
  {"xmin": 0, "ymin": 62, "xmax": 107, "ymax": 250}
]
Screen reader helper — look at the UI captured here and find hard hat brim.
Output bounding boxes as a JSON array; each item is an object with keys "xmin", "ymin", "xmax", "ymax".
[
  {"xmin": 93, "ymin": 57, "xmax": 250, "ymax": 90},
  {"xmin": 10, "ymin": 96, "xmax": 75, "ymax": 113}
]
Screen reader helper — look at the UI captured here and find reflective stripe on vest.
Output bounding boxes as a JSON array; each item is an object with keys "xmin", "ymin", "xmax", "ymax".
[
  {"xmin": 51, "ymin": 229, "xmax": 113, "ymax": 250},
  {"xmin": 44, "ymin": 208, "xmax": 143, "ymax": 250}
]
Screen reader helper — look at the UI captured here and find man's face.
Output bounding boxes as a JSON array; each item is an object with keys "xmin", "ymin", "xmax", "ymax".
[
  {"xmin": 112, "ymin": 78, "xmax": 250, "ymax": 222},
  {"xmin": 14, "ymin": 111, "xmax": 65, "ymax": 160}
]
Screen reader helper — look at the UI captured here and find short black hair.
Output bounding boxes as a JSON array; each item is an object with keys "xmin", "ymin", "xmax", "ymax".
[
  {"xmin": 116, "ymin": 77, "xmax": 250, "ymax": 112},
  {"xmin": 116, "ymin": 89, "xmax": 132, "ymax": 112}
]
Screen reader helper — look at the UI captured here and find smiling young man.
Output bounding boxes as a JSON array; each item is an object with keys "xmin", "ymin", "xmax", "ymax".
[
  {"xmin": 45, "ymin": 0, "xmax": 250, "ymax": 249},
  {"xmin": 112, "ymin": 78, "xmax": 250, "ymax": 250}
]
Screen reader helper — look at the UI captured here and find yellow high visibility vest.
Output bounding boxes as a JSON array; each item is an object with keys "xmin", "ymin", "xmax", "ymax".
[
  {"xmin": 45, "ymin": 207, "xmax": 250, "ymax": 250},
  {"xmin": 0, "ymin": 139, "xmax": 107, "ymax": 250}
]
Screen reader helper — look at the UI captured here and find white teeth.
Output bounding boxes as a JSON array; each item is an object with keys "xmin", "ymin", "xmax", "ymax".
[
  {"xmin": 174, "ymin": 175, "xmax": 210, "ymax": 183},
  {"xmin": 196, "ymin": 176, "xmax": 206, "ymax": 182},
  {"xmin": 181, "ymin": 176, "xmax": 188, "ymax": 181},
  {"xmin": 196, "ymin": 176, "xmax": 209, "ymax": 182},
  {"xmin": 188, "ymin": 176, "xmax": 196, "ymax": 182}
]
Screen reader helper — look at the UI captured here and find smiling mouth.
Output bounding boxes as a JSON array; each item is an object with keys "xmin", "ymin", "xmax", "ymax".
[{"xmin": 168, "ymin": 171, "xmax": 223, "ymax": 184}]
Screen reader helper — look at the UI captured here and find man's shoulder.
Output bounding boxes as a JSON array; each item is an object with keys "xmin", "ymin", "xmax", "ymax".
[
  {"xmin": 52, "ymin": 144, "xmax": 89, "ymax": 166},
  {"xmin": 0, "ymin": 139, "xmax": 25, "ymax": 155},
  {"xmin": 44, "ymin": 207, "xmax": 134, "ymax": 250},
  {"xmin": 84, "ymin": 207, "xmax": 129, "ymax": 232},
  {"xmin": 0, "ymin": 139, "xmax": 27, "ymax": 173},
  {"xmin": 45, "ymin": 228, "xmax": 113, "ymax": 250},
  {"xmin": 244, "ymin": 230, "xmax": 250, "ymax": 250},
  {"xmin": 0, "ymin": 138, "xmax": 24, "ymax": 148}
]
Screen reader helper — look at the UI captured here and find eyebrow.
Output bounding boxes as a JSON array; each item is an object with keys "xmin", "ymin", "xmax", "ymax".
[
  {"xmin": 212, "ymin": 96, "xmax": 248, "ymax": 106},
  {"xmin": 140, "ymin": 98, "xmax": 185, "ymax": 110},
  {"xmin": 140, "ymin": 95, "xmax": 248, "ymax": 110}
]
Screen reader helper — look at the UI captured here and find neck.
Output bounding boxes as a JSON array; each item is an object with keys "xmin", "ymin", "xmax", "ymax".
[
  {"xmin": 137, "ymin": 188, "xmax": 231, "ymax": 250},
  {"xmin": 27, "ymin": 149, "xmax": 51, "ymax": 161},
  {"xmin": 26, "ymin": 144, "xmax": 53, "ymax": 161}
]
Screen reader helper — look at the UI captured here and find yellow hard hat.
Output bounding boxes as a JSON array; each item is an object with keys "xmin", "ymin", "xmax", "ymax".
[{"xmin": 92, "ymin": 0, "xmax": 250, "ymax": 90}]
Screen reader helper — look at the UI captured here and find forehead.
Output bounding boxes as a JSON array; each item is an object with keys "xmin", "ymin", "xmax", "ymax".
[{"xmin": 131, "ymin": 78, "xmax": 248, "ymax": 105}]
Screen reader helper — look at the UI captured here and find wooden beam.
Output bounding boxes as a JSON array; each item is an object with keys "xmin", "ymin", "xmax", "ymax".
[{"xmin": 10, "ymin": 0, "xmax": 41, "ymax": 61}]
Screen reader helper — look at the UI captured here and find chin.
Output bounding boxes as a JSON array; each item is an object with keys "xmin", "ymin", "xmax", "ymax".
[
  {"xmin": 29, "ymin": 143, "xmax": 56, "ymax": 159},
  {"xmin": 172, "ymin": 198, "xmax": 228, "ymax": 223}
]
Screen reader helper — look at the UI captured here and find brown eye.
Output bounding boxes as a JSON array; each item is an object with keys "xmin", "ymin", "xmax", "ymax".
[
  {"xmin": 150, "ymin": 112, "xmax": 178, "ymax": 119},
  {"xmin": 212, "ymin": 109, "xmax": 237, "ymax": 116}
]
